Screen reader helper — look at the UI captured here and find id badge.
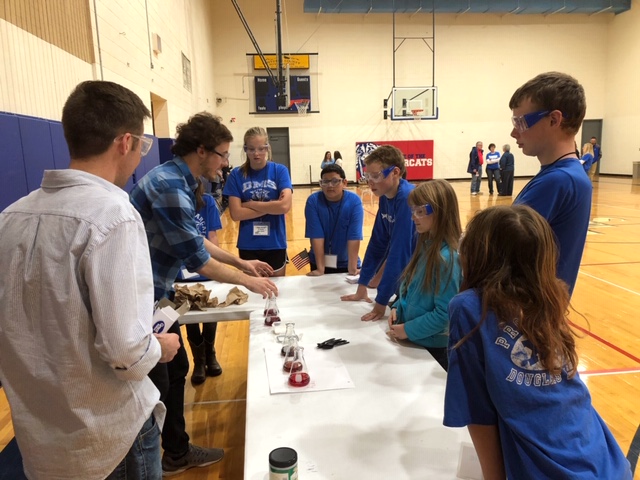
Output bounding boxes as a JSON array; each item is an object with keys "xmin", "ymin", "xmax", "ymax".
[
  {"xmin": 325, "ymin": 254, "xmax": 338, "ymax": 269},
  {"xmin": 253, "ymin": 222, "xmax": 270, "ymax": 236}
]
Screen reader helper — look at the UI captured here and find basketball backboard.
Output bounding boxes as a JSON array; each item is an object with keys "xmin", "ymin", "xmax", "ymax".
[{"xmin": 390, "ymin": 87, "xmax": 438, "ymax": 121}]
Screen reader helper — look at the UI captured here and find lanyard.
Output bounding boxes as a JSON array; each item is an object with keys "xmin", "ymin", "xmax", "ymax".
[
  {"xmin": 322, "ymin": 194, "xmax": 344, "ymax": 254},
  {"xmin": 515, "ymin": 151, "xmax": 576, "ymax": 202}
]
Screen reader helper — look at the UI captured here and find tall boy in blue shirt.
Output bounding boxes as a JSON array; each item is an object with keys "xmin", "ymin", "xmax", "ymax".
[{"xmin": 341, "ymin": 145, "xmax": 416, "ymax": 321}]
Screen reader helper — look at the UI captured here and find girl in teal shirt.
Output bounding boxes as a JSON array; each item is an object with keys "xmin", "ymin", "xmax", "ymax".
[{"xmin": 388, "ymin": 179, "xmax": 462, "ymax": 371}]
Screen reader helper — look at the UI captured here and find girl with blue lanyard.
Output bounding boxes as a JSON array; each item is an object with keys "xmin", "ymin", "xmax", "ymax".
[{"xmin": 223, "ymin": 127, "xmax": 293, "ymax": 276}]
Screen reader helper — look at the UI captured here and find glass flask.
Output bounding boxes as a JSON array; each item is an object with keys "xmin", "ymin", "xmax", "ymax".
[
  {"xmin": 286, "ymin": 347, "xmax": 310, "ymax": 387},
  {"xmin": 280, "ymin": 323, "xmax": 299, "ymax": 357},
  {"xmin": 263, "ymin": 295, "xmax": 281, "ymax": 326}
]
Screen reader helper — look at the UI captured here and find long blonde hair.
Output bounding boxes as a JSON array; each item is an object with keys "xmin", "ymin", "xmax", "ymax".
[
  {"xmin": 582, "ymin": 143, "xmax": 594, "ymax": 156},
  {"xmin": 401, "ymin": 180, "xmax": 461, "ymax": 296},
  {"xmin": 240, "ymin": 126, "xmax": 272, "ymax": 177}
]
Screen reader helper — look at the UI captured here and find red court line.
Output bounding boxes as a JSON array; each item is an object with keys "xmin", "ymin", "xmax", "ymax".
[
  {"xmin": 569, "ymin": 320, "xmax": 640, "ymax": 365},
  {"xmin": 580, "ymin": 367, "xmax": 640, "ymax": 376}
]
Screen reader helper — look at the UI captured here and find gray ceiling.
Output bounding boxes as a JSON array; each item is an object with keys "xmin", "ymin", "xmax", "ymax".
[{"xmin": 303, "ymin": 0, "xmax": 631, "ymax": 15}]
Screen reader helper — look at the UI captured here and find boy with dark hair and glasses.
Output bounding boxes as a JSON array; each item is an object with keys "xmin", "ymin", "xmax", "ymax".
[
  {"xmin": 341, "ymin": 145, "xmax": 416, "ymax": 321},
  {"xmin": 304, "ymin": 164, "xmax": 364, "ymax": 276},
  {"xmin": 509, "ymin": 71, "xmax": 592, "ymax": 294}
]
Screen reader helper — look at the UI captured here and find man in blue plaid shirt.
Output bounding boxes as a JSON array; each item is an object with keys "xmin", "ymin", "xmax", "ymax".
[{"xmin": 131, "ymin": 112, "xmax": 277, "ymax": 476}]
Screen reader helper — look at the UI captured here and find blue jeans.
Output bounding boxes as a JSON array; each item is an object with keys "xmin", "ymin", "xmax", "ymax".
[
  {"xmin": 105, "ymin": 415, "xmax": 162, "ymax": 480},
  {"xmin": 470, "ymin": 166, "xmax": 482, "ymax": 193}
]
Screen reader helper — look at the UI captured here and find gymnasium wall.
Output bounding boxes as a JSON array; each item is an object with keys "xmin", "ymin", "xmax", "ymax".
[
  {"xmin": 1, "ymin": 0, "xmax": 638, "ymax": 199},
  {"xmin": 211, "ymin": 1, "xmax": 634, "ymax": 181}
]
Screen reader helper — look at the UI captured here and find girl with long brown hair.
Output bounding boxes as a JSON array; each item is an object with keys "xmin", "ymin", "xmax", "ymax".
[
  {"xmin": 444, "ymin": 205, "xmax": 630, "ymax": 480},
  {"xmin": 387, "ymin": 180, "xmax": 462, "ymax": 371}
]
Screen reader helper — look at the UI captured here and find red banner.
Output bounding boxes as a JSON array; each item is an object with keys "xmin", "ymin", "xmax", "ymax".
[{"xmin": 356, "ymin": 140, "xmax": 434, "ymax": 181}]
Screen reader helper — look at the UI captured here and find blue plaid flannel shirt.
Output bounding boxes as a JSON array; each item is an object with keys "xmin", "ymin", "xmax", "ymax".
[{"xmin": 130, "ymin": 157, "xmax": 210, "ymax": 300}]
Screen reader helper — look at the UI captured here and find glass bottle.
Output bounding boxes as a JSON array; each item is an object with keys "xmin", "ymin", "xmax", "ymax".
[
  {"xmin": 280, "ymin": 323, "xmax": 299, "ymax": 357},
  {"xmin": 286, "ymin": 347, "xmax": 310, "ymax": 387},
  {"xmin": 263, "ymin": 295, "xmax": 280, "ymax": 326}
]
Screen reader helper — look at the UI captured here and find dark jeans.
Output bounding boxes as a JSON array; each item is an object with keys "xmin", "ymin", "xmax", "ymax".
[
  {"xmin": 105, "ymin": 415, "xmax": 162, "ymax": 480},
  {"xmin": 186, "ymin": 321, "xmax": 217, "ymax": 345},
  {"xmin": 501, "ymin": 170, "xmax": 514, "ymax": 195},
  {"xmin": 486, "ymin": 168, "xmax": 502, "ymax": 194},
  {"xmin": 426, "ymin": 346, "xmax": 449, "ymax": 372},
  {"xmin": 309, "ymin": 262, "xmax": 350, "ymax": 274},
  {"xmin": 148, "ymin": 321, "xmax": 190, "ymax": 458}
]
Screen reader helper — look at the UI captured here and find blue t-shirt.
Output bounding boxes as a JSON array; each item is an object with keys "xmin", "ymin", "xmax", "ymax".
[
  {"xmin": 485, "ymin": 151, "xmax": 501, "ymax": 170},
  {"xmin": 395, "ymin": 242, "xmax": 461, "ymax": 348},
  {"xmin": 581, "ymin": 153, "xmax": 594, "ymax": 173},
  {"xmin": 513, "ymin": 159, "xmax": 591, "ymax": 294},
  {"xmin": 304, "ymin": 190, "xmax": 364, "ymax": 269},
  {"xmin": 444, "ymin": 290, "xmax": 631, "ymax": 480},
  {"xmin": 176, "ymin": 194, "xmax": 222, "ymax": 282},
  {"xmin": 358, "ymin": 179, "xmax": 416, "ymax": 305},
  {"xmin": 223, "ymin": 162, "xmax": 293, "ymax": 250}
]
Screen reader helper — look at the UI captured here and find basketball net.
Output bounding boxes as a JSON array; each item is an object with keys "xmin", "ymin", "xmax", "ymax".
[{"xmin": 294, "ymin": 99, "xmax": 310, "ymax": 116}]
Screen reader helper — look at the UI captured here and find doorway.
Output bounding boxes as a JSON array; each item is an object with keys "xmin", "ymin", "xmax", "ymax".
[
  {"xmin": 581, "ymin": 119, "xmax": 602, "ymax": 174},
  {"xmin": 267, "ymin": 127, "xmax": 291, "ymax": 172}
]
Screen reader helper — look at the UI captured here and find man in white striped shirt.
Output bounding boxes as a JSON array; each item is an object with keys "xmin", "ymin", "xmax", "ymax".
[{"xmin": 0, "ymin": 81, "xmax": 180, "ymax": 480}]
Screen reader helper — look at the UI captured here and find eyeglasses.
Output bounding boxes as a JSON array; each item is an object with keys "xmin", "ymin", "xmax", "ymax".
[
  {"xmin": 319, "ymin": 178, "xmax": 344, "ymax": 187},
  {"xmin": 364, "ymin": 164, "xmax": 396, "ymax": 183},
  {"xmin": 244, "ymin": 145, "xmax": 270, "ymax": 155},
  {"xmin": 212, "ymin": 149, "xmax": 230, "ymax": 160},
  {"xmin": 511, "ymin": 110, "xmax": 552, "ymax": 133},
  {"xmin": 410, "ymin": 204, "xmax": 434, "ymax": 218},
  {"xmin": 115, "ymin": 134, "xmax": 154, "ymax": 156}
]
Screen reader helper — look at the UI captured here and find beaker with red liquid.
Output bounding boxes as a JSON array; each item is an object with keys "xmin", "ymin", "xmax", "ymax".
[
  {"xmin": 286, "ymin": 347, "xmax": 310, "ymax": 387},
  {"xmin": 264, "ymin": 295, "xmax": 281, "ymax": 326},
  {"xmin": 280, "ymin": 323, "xmax": 299, "ymax": 357}
]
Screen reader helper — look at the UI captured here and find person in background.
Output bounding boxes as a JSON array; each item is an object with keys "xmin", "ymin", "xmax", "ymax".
[
  {"xmin": 580, "ymin": 142, "xmax": 595, "ymax": 177},
  {"xmin": 467, "ymin": 141, "xmax": 483, "ymax": 195},
  {"xmin": 131, "ymin": 113, "xmax": 278, "ymax": 476},
  {"xmin": 341, "ymin": 145, "xmax": 416, "ymax": 321},
  {"xmin": 224, "ymin": 126, "xmax": 293, "ymax": 277},
  {"xmin": 485, "ymin": 143, "xmax": 502, "ymax": 195},
  {"xmin": 589, "ymin": 136, "xmax": 602, "ymax": 181},
  {"xmin": 176, "ymin": 178, "xmax": 224, "ymax": 385},
  {"xmin": 305, "ymin": 164, "xmax": 363, "ymax": 276},
  {"xmin": 333, "ymin": 150, "xmax": 343, "ymax": 167},
  {"xmin": 388, "ymin": 180, "xmax": 462, "ymax": 371},
  {"xmin": 499, "ymin": 144, "xmax": 515, "ymax": 196},
  {"xmin": 0, "ymin": 80, "xmax": 180, "ymax": 480},
  {"xmin": 321, "ymin": 151, "xmax": 334, "ymax": 169},
  {"xmin": 444, "ymin": 205, "xmax": 631, "ymax": 480},
  {"xmin": 510, "ymin": 71, "xmax": 592, "ymax": 294}
]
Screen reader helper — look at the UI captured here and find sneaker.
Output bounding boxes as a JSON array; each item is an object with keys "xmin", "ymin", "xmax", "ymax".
[
  {"xmin": 471, "ymin": 192, "xmax": 477, "ymax": 196},
  {"xmin": 162, "ymin": 443, "xmax": 224, "ymax": 476}
]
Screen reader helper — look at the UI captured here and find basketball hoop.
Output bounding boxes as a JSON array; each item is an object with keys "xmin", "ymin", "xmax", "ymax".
[
  {"xmin": 411, "ymin": 109, "xmax": 424, "ymax": 119},
  {"xmin": 293, "ymin": 99, "xmax": 310, "ymax": 116}
]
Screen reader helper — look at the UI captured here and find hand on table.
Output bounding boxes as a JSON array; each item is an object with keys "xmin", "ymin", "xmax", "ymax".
[
  {"xmin": 387, "ymin": 308, "xmax": 398, "ymax": 328},
  {"xmin": 388, "ymin": 323, "xmax": 408, "ymax": 340},
  {"xmin": 154, "ymin": 333, "xmax": 180, "ymax": 363},
  {"xmin": 361, "ymin": 302, "xmax": 386, "ymax": 322},
  {"xmin": 307, "ymin": 269, "xmax": 324, "ymax": 277},
  {"xmin": 341, "ymin": 284, "xmax": 371, "ymax": 303}
]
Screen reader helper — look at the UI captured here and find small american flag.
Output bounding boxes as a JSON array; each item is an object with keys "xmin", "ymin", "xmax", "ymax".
[{"xmin": 291, "ymin": 248, "xmax": 310, "ymax": 270}]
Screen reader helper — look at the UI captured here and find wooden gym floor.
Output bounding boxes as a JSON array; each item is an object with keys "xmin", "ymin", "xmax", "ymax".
[{"xmin": 1, "ymin": 175, "xmax": 639, "ymax": 479}]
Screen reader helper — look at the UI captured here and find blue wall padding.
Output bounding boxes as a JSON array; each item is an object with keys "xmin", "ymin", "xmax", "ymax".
[
  {"xmin": 19, "ymin": 116, "xmax": 56, "ymax": 192},
  {"xmin": 0, "ymin": 113, "xmax": 29, "ymax": 211},
  {"xmin": 49, "ymin": 122, "xmax": 70, "ymax": 169},
  {"xmin": 157, "ymin": 138, "xmax": 174, "ymax": 164}
]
